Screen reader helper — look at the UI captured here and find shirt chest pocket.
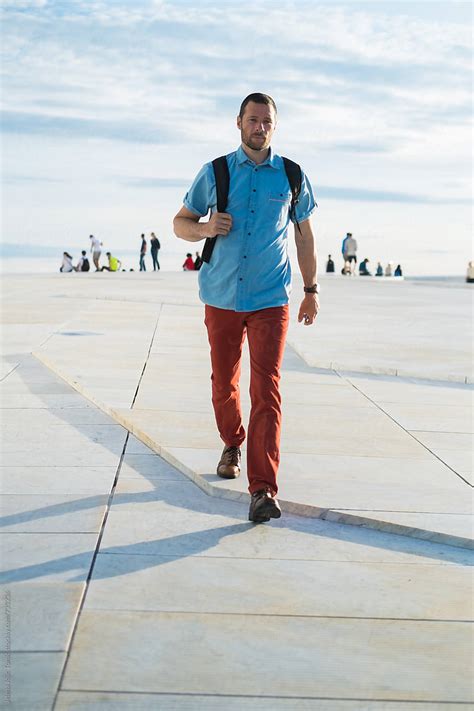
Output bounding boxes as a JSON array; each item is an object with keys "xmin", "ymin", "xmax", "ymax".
[{"xmin": 267, "ymin": 190, "xmax": 292, "ymax": 226}]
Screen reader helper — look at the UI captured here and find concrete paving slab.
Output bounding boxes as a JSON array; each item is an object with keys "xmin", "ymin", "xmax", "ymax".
[
  {"xmin": 412, "ymin": 431, "xmax": 474, "ymax": 451},
  {"xmin": 329, "ymin": 510, "xmax": 473, "ymax": 542},
  {"xmin": 0, "ymin": 406, "xmax": 116, "ymax": 425},
  {"xmin": 125, "ymin": 434, "xmax": 162, "ymax": 455},
  {"xmin": 54, "ymin": 692, "xmax": 473, "ymax": 710},
  {"xmin": 281, "ymin": 380, "xmax": 373, "ymax": 406},
  {"xmin": 429, "ymin": 449, "xmax": 473, "ymax": 473},
  {"xmin": 0, "ymin": 494, "xmax": 108, "ymax": 533},
  {"xmin": 0, "ymin": 533, "xmax": 97, "ymax": 583},
  {"xmin": 0, "ymin": 465, "xmax": 118, "ymax": 494},
  {"xmin": 120, "ymin": 454, "xmax": 188, "ymax": 481},
  {"xmin": 61, "ymin": 610, "xmax": 473, "ymax": 701},
  {"xmin": 4, "ymin": 582, "xmax": 83, "ymax": 651},
  {"xmin": 287, "ymin": 275, "xmax": 473, "ymax": 383},
  {"xmin": 84, "ymin": 551, "xmax": 473, "ymax": 620},
  {"xmin": 376, "ymin": 403, "xmax": 473, "ymax": 434},
  {"xmin": 0, "ymin": 393, "xmax": 100, "ymax": 409},
  {"xmin": 1, "ymin": 651, "xmax": 66, "ymax": 710},
  {"xmin": 1, "ymin": 440, "xmax": 124, "ymax": 467},
  {"xmin": 2, "ymin": 422, "xmax": 128, "ymax": 444},
  {"xmin": 344, "ymin": 374, "xmax": 473, "ymax": 406}
]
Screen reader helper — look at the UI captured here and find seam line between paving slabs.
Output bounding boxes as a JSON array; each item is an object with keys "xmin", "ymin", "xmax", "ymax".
[
  {"xmin": 338, "ymin": 370, "xmax": 473, "ymax": 488},
  {"xmin": 51, "ymin": 309, "xmax": 162, "ymax": 709},
  {"xmin": 54, "ymin": 689, "xmax": 474, "ymax": 704},
  {"xmin": 76, "ymin": 608, "xmax": 473, "ymax": 624}
]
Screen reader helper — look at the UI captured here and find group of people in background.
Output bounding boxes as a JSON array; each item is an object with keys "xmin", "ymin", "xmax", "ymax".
[
  {"xmin": 60, "ymin": 232, "xmax": 161, "ymax": 273},
  {"xmin": 324, "ymin": 232, "xmax": 403, "ymax": 278},
  {"xmin": 182, "ymin": 252, "xmax": 203, "ymax": 271}
]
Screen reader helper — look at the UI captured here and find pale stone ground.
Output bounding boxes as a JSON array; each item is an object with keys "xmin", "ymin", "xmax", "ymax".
[{"xmin": 0, "ymin": 271, "xmax": 473, "ymax": 709}]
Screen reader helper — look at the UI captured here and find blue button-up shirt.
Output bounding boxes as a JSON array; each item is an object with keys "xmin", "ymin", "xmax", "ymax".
[{"xmin": 183, "ymin": 145, "xmax": 317, "ymax": 312}]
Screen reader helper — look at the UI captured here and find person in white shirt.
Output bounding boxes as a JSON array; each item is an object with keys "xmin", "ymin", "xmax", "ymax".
[
  {"xmin": 59, "ymin": 252, "xmax": 74, "ymax": 272},
  {"xmin": 89, "ymin": 234, "xmax": 102, "ymax": 271}
]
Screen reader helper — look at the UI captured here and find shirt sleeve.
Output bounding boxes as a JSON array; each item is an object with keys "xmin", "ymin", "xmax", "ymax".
[
  {"xmin": 292, "ymin": 170, "xmax": 318, "ymax": 224},
  {"xmin": 183, "ymin": 162, "xmax": 216, "ymax": 216}
]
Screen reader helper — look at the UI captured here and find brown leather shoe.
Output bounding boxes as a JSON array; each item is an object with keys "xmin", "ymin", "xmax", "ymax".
[
  {"xmin": 217, "ymin": 445, "xmax": 241, "ymax": 479},
  {"xmin": 248, "ymin": 489, "xmax": 281, "ymax": 523}
]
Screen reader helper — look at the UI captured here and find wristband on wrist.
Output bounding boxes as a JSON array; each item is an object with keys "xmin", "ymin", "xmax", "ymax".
[{"xmin": 303, "ymin": 283, "xmax": 320, "ymax": 294}]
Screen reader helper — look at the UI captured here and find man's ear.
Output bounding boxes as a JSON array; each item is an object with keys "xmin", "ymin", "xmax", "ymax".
[{"xmin": 236, "ymin": 115, "xmax": 242, "ymax": 130}]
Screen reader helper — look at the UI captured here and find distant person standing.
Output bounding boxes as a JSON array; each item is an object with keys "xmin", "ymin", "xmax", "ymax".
[
  {"xmin": 76, "ymin": 250, "xmax": 90, "ymax": 272},
  {"xmin": 89, "ymin": 234, "xmax": 102, "ymax": 271},
  {"xmin": 139, "ymin": 233, "xmax": 147, "ymax": 271},
  {"xmin": 385, "ymin": 262, "xmax": 393, "ymax": 277},
  {"xmin": 466, "ymin": 261, "xmax": 474, "ymax": 283},
  {"xmin": 394, "ymin": 264, "xmax": 403, "ymax": 277},
  {"xmin": 375, "ymin": 262, "xmax": 383, "ymax": 277},
  {"xmin": 326, "ymin": 254, "xmax": 335, "ymax": 273},
  {"xmin": 342, "ymin": 232, "xmax": 357, "ymax": 274},
  {"xmin": 150, "ymin": 232, "xmax": 161, "ymax": 271},
  {"xmin": 182, "ymin": 253, "xmax": 195, "ymax": 271},
  {"xmin": 59, "ymin": 252, "xmax": 74, "ymax": 272},
  {"xmin": 194, "ymin": 251, "xmax": 203, "ymax": 270}
]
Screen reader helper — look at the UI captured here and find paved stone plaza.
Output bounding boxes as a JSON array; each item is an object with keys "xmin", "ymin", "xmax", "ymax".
[{"xmin": 1, "ymin": 272, "xmax": 473, "ymax": 709}]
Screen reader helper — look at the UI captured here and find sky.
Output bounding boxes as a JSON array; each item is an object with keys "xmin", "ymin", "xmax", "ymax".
[{"xmin": 1, "ymin": 0, "xmax": 472, "ymax": 274}]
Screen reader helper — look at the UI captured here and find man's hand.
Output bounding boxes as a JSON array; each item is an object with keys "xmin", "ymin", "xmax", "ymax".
[
  {"xmin": 298, "ymin": 293, "xmax": 320, "ymax": 326},
  {"xmin": 205, "ymin": 211, "xmax": 233, "ymax": 237}
]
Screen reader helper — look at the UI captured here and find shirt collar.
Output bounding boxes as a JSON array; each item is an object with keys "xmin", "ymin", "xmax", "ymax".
[{"xmin": 236, "ymin": 145, "xmax": 280, "ymax": 170}]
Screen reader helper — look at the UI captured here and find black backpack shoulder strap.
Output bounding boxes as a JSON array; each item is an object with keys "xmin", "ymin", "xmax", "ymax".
[
  {"xmin": 282, "ymin": 156, "xmax": 302, "ymax": 233},
  {"xmin": 201, "ymin": 155, "xmax": 230, "ymax": 264}
]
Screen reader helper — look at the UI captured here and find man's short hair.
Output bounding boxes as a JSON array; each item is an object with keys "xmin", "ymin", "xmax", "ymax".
[{"xmin": 239, "ymin": 93, "xmax": 277, "ymax": 119}]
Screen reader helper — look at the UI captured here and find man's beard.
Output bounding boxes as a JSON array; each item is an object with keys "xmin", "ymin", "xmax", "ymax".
[{"xmin": 242, "ymin": 130, "xmax": 271, "ymax": 151}]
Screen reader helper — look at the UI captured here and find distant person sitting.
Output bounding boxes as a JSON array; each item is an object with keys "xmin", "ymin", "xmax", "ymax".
[
  {"xmin": 194, "ymin": 251, "xmax": 203, "ymax": 270},
  {"xmin": 183, "ymin": 253, "xmax": 195, "ymax": 271},
  {"xmin": 326, "ymin": 254, "xmax": 335, "ymax": 273},
  {"xmin": 466, "ymin": 261, "xmax": 474, "ymax": 283},
  {"xmin": 76, "ymin": 250, "xmax": 90, "ymax": 272},
  {"xmin": 385, "ymin": 262, "xmax": 393, "ymax": 277},
  {"xmin": 359, "ymin": 258, "xmax": 371, "ymax": 276},
  {"xmin": 60, "ymin": 252, "xmax": 74, "ymax": 272},
  {"xmin": 394, "ymin": 264, "xmax": 403, "ymax": 277},
  {"xmin": 375, "ymin": 262, "xmax": 383, "ymax": 277},
  {"xmin": 100, "ymin": 252, "xmax": 122, "ymax": 272}
]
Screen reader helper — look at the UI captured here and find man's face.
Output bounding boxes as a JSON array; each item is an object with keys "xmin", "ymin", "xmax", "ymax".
[{"xmin": 237, "ymin": 101, "xmax": 276, "ymax": 151}]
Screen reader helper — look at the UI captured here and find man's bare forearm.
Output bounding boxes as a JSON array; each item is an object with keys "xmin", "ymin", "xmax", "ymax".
[
  {"xmin": 295, "ymin": 221, "xmax": 318, "ymax": 286},
  {"xmin": 173, "ymin": 217, "xmax": 209, "ymax": 243}
]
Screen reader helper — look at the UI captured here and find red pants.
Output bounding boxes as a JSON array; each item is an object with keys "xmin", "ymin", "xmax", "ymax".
[{"xmin": 204, "ymin": 304, "xmax": 289, "ymax": 496}]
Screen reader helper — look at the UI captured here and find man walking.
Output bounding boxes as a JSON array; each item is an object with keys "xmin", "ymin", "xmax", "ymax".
[
  {"xmin": 139, "ymin": 233, "xmax": 147, "ymax": 271},
  {"xmin": 173, "ymin": 93, "xmax": 319, "ymax": 523}
]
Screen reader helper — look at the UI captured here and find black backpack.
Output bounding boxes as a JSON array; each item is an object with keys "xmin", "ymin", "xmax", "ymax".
[
  {"xmin": 82, "ymin": 257, "xmax": 90, "ymax": 272},
  {"xmin": 201, "ymin": 155, "xmax": 303, "ymax": 264}
]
